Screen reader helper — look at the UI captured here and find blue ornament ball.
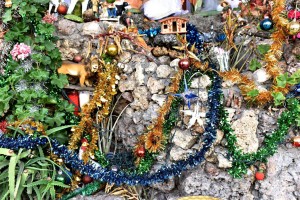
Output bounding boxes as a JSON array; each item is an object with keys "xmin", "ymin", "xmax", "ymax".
[{"xmin": 260, "ymin": 18, "xmax": 273, "ymax": 31}]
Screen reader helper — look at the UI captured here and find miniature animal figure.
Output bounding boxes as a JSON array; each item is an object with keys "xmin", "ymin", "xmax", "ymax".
[
  {"xmin": 68, "ymin": 0, "xmax": 89, "ymax": 14},
  {"xmin": 115, "ymin": 0, "xmax": 129, "ymax": 16},
  {"xmin": 58, "ymin": 52, "xmax": 99, "ymax": 86},
  {"xmin": 49, "ymin": 0, "xmax": 65, "ymax": 13}
]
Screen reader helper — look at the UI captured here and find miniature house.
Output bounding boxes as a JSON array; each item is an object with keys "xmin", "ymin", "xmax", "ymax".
[{"xmin": 159, "ymin": 17, "xmax": 188, "ymax": 34}]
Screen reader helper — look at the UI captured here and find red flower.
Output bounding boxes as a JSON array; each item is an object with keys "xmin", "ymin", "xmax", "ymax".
[
  {"xmin": 0, "ymin": 121, "xmax": 8, "ymax": 133},
  {"xmin": 288, "ymin": 10, "xmax": 300, "ymax": 20}
]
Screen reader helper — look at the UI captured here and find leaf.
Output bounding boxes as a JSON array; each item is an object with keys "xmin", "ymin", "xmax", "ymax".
[
  {"xmin": 51, "ymin": 74, "xmax": 69, "ymax": 89},
  {"xmin": 23, "ymin": 179, "xmax": 50, "ymax": 187},
  {"xmin": 296, "ymin": 117, "xmax": 300, "ymax": 127},
  {"xmin": 247, "ymin": 89, "xmax": 259, "ymax": 98},
  {"xmin": 249, "ymin": 58, "xmax": 262, "ymax": 71},
  {"xmin": 257, "ymin": 44, "xmax": 270, "ymax": 55},
  {"xmin": 46, "ymin": 125, "xmax": 74, "ymax": 135},
  {"xmin": 51, "ymin": 180, "xmax": 70, "ymax": 188},
  {"xmin": 0, "ymin": 148, "xmax": 16, "ymax": 156},
  {"xmin": 0, "ymin": 160, "xmax": 9, "ymax": 170},
  {"xmin": 9, "ymin": 155, "xmax": 17, "ymax": 200},
  {"xmin": 29, "ymin": 70, "xmax": 50, "ymax": 81},
  {"xmin": 45, "ymin": 112, "xmax": 65, "ymax": 126},
  {"xmin": 272, "ymin": 92, "xmax": 286, "ymax": 106},
  {"xmin": 3, "ymin": 9, "xmax": 12, "ymax": 23}
]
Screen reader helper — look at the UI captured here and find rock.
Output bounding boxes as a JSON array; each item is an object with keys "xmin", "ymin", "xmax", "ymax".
[
  {"xmin": 158, "ymin": 56, "xmax": 171, "ymax": 65},
  {"xmin": 253, "ymin": 68, "xmax": 271, "ymax": 83},
  {"xmin": 255, "ymin": 147, "xmax": 300, "ymax": 200},
  {"xmin": 170, "ymin": 145, "xmax": 193, "ymax": 161},
  {"xmin": 147, "ymin": 77, "xmax": 165, "ymax": 94},
  {"xmin": 72, "ymin": 194, "xmax": 123, "ymax": 200},
  {"xmin": 134, "ymin": 63, "xmax": 145, "ymax": 86},
  {"xmin": 121, "ymin": 39, "xmax": 134, "ymax": 50},
  {"xmin": 215, "ymin": 130, "xmax": 224, "ymax": 145},
  {"xmin": 131, "ymin": 86, "xmax": 149, "ymax": 110},
  {"xmin": 292, "ymin": 40, "xmax": 300, "ymax": 56},
  {"xmin": 121, "ymin": 92, "xmax": 133, "ymax": 102},
  {"xmin": 232, "ymin": 110, "xmax": 259, "ymax": 153},
  {"xmin": 152, "ymin": 46, "xmax": 169, "ymax": 57},
  {"xmin": 142, "ymin": 103, "xmax": 159, "ymax": 122},
  {"xmin": 191, "ymin": 75, "xmax": 212, "ymax": 89},
  {"xmin": 118, "ymin": 74, "xmax": 136, "ymax": 92},
  {"xmin": 82, "ymin": 21, "xmax": 105, "ymax": 37},
  {"xmin": 225, "ymin": 108, "xmax": 236, "ymax": 122},
  {"xmin": 132, "ymin": 111, "xmax": 142, "ymax": 124},
  {"xmin": 118, "ymin": 51, "xmax": 132, "ymax": 63},
  {"xmin": 59, "ymin": 47, "xmax": 79, "ymax": 60},
  {"xmin": 152, "ymin": 177, "xmax": 176, "ymax": 192},
  {"xmin": 171, "ymin": 128, "xmax": 197, "ymax": 149},
  {"xmin": 156, "ymin": 65, "xmax": 173, "ymax": 78},
  {"xmin": 57, "ymin": 19, "xmax": 77, "ymax": 35},
  {"xmin": 181, "ymin": 170, "xmax": 253, "ymax": 199},
  {"xmin": 198, "ymin": 90, "xmax": 208, "ymax": 102},
  {"xmin": 205, "ymin": 162, "xmax": 220, "ymax": 176},
  {"xmin": 153, "ymin": 34, "xmax": 180, "ymax": 48},
  {"xmin": 151, "ymin": 94, "xmax": 167, "ymax": 107},
  {"xmin": 170, "ymin": 58, "xmax": 180, "ymax": 68},
  {"xmin": 145, "ymin": 62, "xmax": 158, "ymax": 74},
  {"xmin": 217, "ymin": 154, "xmax": 232, "ymax": 169}
]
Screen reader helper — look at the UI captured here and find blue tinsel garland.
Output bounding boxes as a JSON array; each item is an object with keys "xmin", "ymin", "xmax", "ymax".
[{"xmin": 0, "ymin": 24, "xmax": 223, "ymax": 186}]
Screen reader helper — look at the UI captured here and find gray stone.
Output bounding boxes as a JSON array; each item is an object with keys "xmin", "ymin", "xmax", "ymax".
[
  {"xmin": 131, "ymin": 86, "xmax": 149, "ymax": 110},
  {"xmin": 156, "ymin": 65, "xmax": 173, "ymax": 78},
  {"xmin": 57, "ymin": 19, "xmax": 77, "ymax": 35},
  {"xmin": 232, "ymin": 110, "xmax": 259, "ymax": 153},
  {"xmin": 217, "ymin": 154, "xmax": 232, "ymax": 169},
  {"xmin": 143, "ymin": 103, "xmax": 159, "ymax": 122},
  {"xmin": 118, "ymin": 74, "xmax": 136, "ymax": 92},
  {"xmin": 118, "ymin": 51, "xmax": 132, "ymax": 64},
  {"xmin": 82, "ymin": 21, "xmax": 105, "ymax": 37},
  {"xmin": 191, "ymin": 75, "xmax": 212, "ymax": 89},
  {"xmin": 134, "ymin": 63, "xmax": 145, "ymax": 86},
  {"xmin": 171, "ymin": 128, "xmax": 197, "ymax": 149},
  {"xmin": 158, "ymin": 56, "xmax": 171, "ymax": 65},
  {"xmin": 151, "ymin": 94, "xmax": 167, "ymax": 107},
  {"xmin": 153, "ymin": 34, "xmax": 180, "ymax": 48},
  {"xmin": 253, "ymin": 68, "xmax": 271, "ymax": 83},
  {"xmin": 145, "ymin": 62, "xmax": 158, "ymax": 74},
  {"xmin": 152, "ymin": 177, "xmax": 176, "ymax": 192},
  {"xmin": 147, "ymin": 77, "xmax": 165, "ymax": 94},
  {"xmin": 170, "ymin": 145, "xmax": 193, "ymax": 161},
  {"xmin": 205, "ymin": 162, "xmax": 220, "ymax": 176},
  {"xmin": 72, "ymin": 194, "xmax": 123, "ymax": 200},
  {"xmin": 170, "ymin": 58, "xmax": 180, "ymax": 68}
]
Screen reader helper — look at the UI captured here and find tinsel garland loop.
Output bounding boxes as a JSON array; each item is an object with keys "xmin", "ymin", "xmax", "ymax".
[{"xmin": 220, "ymin": 98, "xmax": 300, "ymax": 178}]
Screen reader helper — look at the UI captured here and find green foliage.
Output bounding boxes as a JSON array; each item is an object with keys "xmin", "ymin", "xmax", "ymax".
[
  {"xmin": 249, "ymin": 58, "xmax": 262, "ymax": 71},
  {"xmin": 276, "ymin": 72, "xmax": 298, "ymax": 88},
  {"xmin": 0, "ymin": 146, "xmax": 70, "ymax": 200},
  {"xmin": 257, "ymin": 44, "xmax": 270, "ymax": 55},
  {"xmin": 247, "ymin": 89, "xmax": 259, "ymax": 100},
  {"xmin": 1, "ymin": 0, "xmax": 76, "ymax": 128},
  {"xmin": 272, "ymin": 92, "xmax": 286, "ymax": 106}
]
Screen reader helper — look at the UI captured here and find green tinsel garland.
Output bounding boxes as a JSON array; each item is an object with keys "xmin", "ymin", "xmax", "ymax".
[
  {"xmin": 60, "ymin": 181, "xmax": 102, "ymax": 200},
  {"xmin": 220, "ymin": 98, "xmax": 300, "ymax": 178}
]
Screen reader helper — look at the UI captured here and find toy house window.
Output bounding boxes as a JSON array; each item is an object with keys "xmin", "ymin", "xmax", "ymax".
[
  {"xmin": 172, "ymin": 21, "xmax": 177, "ymax": 32},
  {"xmin": 164, "ymin": 24, "xmax": 168, "ymax": 29},
  {"xmin": 182, "ymin": 23, "xmax": 185, "ymax": 28}
]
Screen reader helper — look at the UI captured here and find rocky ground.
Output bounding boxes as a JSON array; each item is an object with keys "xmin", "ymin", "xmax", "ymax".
[{"xmin": 53, "ymin": 10, "xmax": 300, "ymax": 200}]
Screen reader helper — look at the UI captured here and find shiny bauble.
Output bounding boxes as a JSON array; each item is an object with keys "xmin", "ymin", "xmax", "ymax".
[
  {"xmin": 73, "ymin": 55, "xmax": 83, "ymax": 63},
  {"xmin": 57, "ymin": 4, "xmax": 68, "ymax": 15},
  {"xmin": 259, "ymin": 18, "xmax": 273, "ymax": 31},
  {"xmin": 82, "ymin": 175, "xmax": 93, "ymax": 184},
  {"xmin": 106, "ymin": 0, "xmax": 116, "ymax": 3},
  {"xmin": 255, "ymin": 171, "xmax": 265, "ymax": 180},
  {"xmin": 135, "ymin": 146, "xmax": 145, "ymax": 157},
  {"xmin": 292, "ymin": 136, "xmax": 300, "ymax": 147},
  {"xmin": 106, "ymin": 44, "xmax": 118, "ymax": 56},
  {"xmin": 287, "ymin": 21, "xmax": 300, "ymax": 35},
  {"xmin": 178, "ymin": 58, "xmax": 190, "ymax": 70}
]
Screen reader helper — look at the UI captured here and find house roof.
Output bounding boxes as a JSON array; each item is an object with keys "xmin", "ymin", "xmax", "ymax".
[{"xmin": 159, "ymin": 17, "xmax": 189, "ymax": 23}]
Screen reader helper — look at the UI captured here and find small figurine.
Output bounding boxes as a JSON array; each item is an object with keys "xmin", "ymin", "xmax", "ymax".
[
  {"xmin": 107, "ymin": 2, "xmax": 117, "ymax": 17},
  {"xmin": 58, "ymin": 61, "xmax": 89, "ymax": 87},
  {"xmin": 49, "ymin": 0, "xmax": 65, "ymax": 13},
  {"xmin": 115, "ymin": 0, "xmax": 129, "ymax": 16},
  {"xmin": 79, "ymin": 138, "xmax": 89, "ymax": 160},
  {"xmin": 68, "ymin": 0, "xmax": 89, "ymax": 14}
]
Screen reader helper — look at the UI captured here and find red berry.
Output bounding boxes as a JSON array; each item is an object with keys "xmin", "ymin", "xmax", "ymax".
[
  {"xmin": 135, "ymin": 145, "xmax": 145, "ymax": 157},
  {"xmin": 178, "ymin": 58, "xmax": 190, "ymax": 70},
  {"xmin": 82, "ymin": 175, "xmax": 93, "ymax": 184},
  {"xmin": 255, "ymin": 171, "xmax": 265, "ymax": 180},
  {"xmin": 57, "ymin": 4, "xmax": 68, "ymax": 15}
]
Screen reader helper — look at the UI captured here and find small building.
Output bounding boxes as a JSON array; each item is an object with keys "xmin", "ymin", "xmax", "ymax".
[{"xmin": 159, "ymin": 17, "xmax": 188, "ymax": 34}]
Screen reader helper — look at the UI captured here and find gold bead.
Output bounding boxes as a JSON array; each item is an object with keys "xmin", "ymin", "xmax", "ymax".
[
  {"xmin": 106, "ymin": 43, "xmax": 118, "ymax": 56},
  {"xmin": 287, "ymin": 20, "xmax": 300, "ymax": 35}
]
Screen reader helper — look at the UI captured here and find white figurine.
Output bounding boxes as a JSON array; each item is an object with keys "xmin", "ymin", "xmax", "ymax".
[
  {"xmin": 67, "ymin": 0, "xmax": 90, "ymax": 14},
  {"xmin": 49, "ymin": 0, "xmax": 65, "ymax": 13}
]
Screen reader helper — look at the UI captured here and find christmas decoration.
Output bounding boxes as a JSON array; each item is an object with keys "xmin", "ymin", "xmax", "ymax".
[
  {"xmin": 57, "ymin": 3, "xmax": 68, "ymax": 15},
  {"xmin": 292, "ymin": 136, "xmax": 300, "ymax": 147},
  {"xmin": 73, "ymin": 54, "xmax": 83, "ymax": 63},
  {"xmin": 287, "ymin": 20, "xmax": 300, "ymax": 35},
  {"xmin": 67, "ymin": 90, "xmax": 80, "ymax": 116},
  {"xmin": 82, "ymin": 175, "xmax": 93, "ymax": 184},
  {"xmin": 178, "ymin": 58, "xmax": 190, "ymax": 70},
  {"xmin": 255, "ymin": 171, "xmax": 265, "ymax": 181},
  {"xmin": 135, "ymin": 145, "xmax": 146, "ymax": 157},
  {"xmin": 106, "ymin": 43, "xmax": 118, "ymax": 56},
  {"xmin": 260, "ymin": 17, "xmax": 273, "ymax": 31}
]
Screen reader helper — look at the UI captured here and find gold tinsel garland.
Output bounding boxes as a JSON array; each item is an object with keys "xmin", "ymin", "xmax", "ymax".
[
  {"xmin": 68, "ymin": 63, "xmax": 119, "ymax": 162},
  {"xmin": 220, "ymin": 0, "xmax": 291, "ymax": 106},
  {"xmin": 136, "ymin": 69, "xmax": 184, "ymax": 154}
]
